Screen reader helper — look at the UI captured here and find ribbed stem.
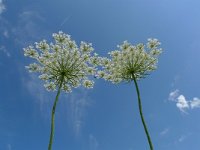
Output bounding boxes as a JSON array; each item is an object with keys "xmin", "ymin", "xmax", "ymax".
[
  {"xmin": 133, "ymin": 75, "xmax": 154, "ymax": 150},
  {"xmin": 48, "ymin": 76, "xmax": 64, "ymax": 150}
]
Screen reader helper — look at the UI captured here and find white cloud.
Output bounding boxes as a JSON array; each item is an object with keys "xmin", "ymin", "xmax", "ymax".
[
  {"xmin": 190, "ymin": 97, "xmax": 200, "ymax": 109},
  {"xmin": 0, "ymin": 0, "xmax": 6, "ymax": 15},
  {"xmin": 89, "ymin": 134, "xmax": 99, "ymax": 150},
  {"xmin": 160, "ymin": 128, "xmax": 170, "ymax": 136},
  {"xmin": 176, "ymin": 95, "xmax": 189, "ymax": 113},
  {"xmin": 168, "ymin": 89, "xmax": 200, "ymax": 113}
]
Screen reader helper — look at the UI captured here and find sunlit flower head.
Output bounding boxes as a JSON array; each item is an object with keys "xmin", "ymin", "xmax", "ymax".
[
  {"xmin": 24, "ymin": 31, "xmax": 99, "ymax": 92},
  {"xmin": 97, "ymin": 38, "xmax": 162, "ymax": 83}
]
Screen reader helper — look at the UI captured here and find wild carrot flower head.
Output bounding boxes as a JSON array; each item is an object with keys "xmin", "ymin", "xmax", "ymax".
[
  {"xmin": 97, "ymin": 38, "xmax": 162, "ymax": 83},
  {"xmin": 24, "ymin": 31, "xmax": 99, "ymax": 92}
]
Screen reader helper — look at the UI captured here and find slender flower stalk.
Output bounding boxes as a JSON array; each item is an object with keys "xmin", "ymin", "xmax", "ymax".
[
  {"xmin": 48, "ymin": 76, "xmax": 64, "ymax": 150},
  {"xmin": 133, "ymin": 74, "xmax": 153, "ymax": 150},
  {"xmin": 24, "ymin": 31, "xmax": 99, "ymax": 150},
  {"xmin": 98, "ymin": 38, "xmax": 162, "ymax": 150}
]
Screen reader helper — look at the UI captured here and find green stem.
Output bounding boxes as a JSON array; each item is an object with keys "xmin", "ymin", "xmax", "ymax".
[
  {"xmin": 48, "ymin": 76, "xmax": 64, "ymax": 150},
  {"xmin": 133, "ymin": 75, "xmax": 154, "ymax": 150}
]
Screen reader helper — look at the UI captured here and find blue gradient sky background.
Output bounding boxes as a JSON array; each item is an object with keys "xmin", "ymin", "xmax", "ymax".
[{"xmin": 1, "ymin": 0, "xmax": 200, "ymax": 150}]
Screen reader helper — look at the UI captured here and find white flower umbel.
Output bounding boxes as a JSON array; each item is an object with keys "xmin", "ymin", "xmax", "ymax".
[
  {"xmin": 97, "ymin": 39, "xmax": 162, "ymax": 83},
  {"xmin": 98, "ymin": 39, "xmax": 162, "ymax": 150},
  {"xmin": 24, "ymin": 31, "xmax": 99, "ymax": 150}
]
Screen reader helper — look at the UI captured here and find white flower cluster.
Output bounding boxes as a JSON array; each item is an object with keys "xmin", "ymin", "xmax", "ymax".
[
  {"xmin": 97, "ymin": 38, "xmax": 162, "ymax": 83},
  {"xmin": 24, "ymin": 31, "xmax": 99, "ymax": 92}
]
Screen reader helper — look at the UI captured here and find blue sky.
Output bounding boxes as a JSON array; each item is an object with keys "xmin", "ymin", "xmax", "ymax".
[{"xmin": 0, "ymin": 0, "xmax": 200, "ymax": 150}]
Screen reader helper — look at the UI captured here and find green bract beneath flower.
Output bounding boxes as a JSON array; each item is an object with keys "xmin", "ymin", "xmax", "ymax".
[
  {"xmin": 97, "ymin": 38, "xmax": 162, "ymax": 83},
  {"xmin": 24, "ymin": 31, "xmax": 98, "ymax": 92}
]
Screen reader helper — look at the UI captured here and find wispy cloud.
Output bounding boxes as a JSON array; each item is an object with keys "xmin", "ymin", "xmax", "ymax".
[
  {"xmin": 60, "ymin": 15, "xmax": 71, "ymax": 27},
  {"xmin": 170, "ymin": 75, "xmax": 180, "ymax": 88},
  {"xmin": 7, "ymin": 144, "xmax": 11, "ymax": 150},
  {"xmin": 65, "ymin": 88, "xmax": 91, "ymax": 136},
  {"xmin": 12, "ymin": 10, "xmax": 47, "ymax": 46},
  {"xmin": 160, "ymin": 128, "xmax": 170, "ymax": 136},
  {"xmin": 0, "ymin": 45, "xmax": 10, "ymax": 57},
  {"xmin": 22, "ymin": 73, "xmax": 52, "ymax": 119},
  {"xmin": 3, "ymin": 30, "xmax": 9, "ymax": 38},
  {"xmin": 89, "ymin": 134, "xmax": 99, "ymax": 150},
  {"xmin": 178, "ymin": 135, "xmax": 186, "ymax": 142},
  {"xmin": 1, "ymin": 9, "xmax": 47, "ymax": 47},
  {"xmin": 168, "ymin": 89, "xmax": 179, "ymax": 101},
  {"xmin": 0, "ymin": 0, "xmax": 6, "ymax": 15},
  {"xmin": 23, "ymin": 72, "xmax": 92, "ymax": 136},
  {"xmin": 169, "ymin": 89, "xmax": 200, "ymax": 113},
  {"xmin": 0, "ymin": 16, "xmax": 10, "ymax": 39}
]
